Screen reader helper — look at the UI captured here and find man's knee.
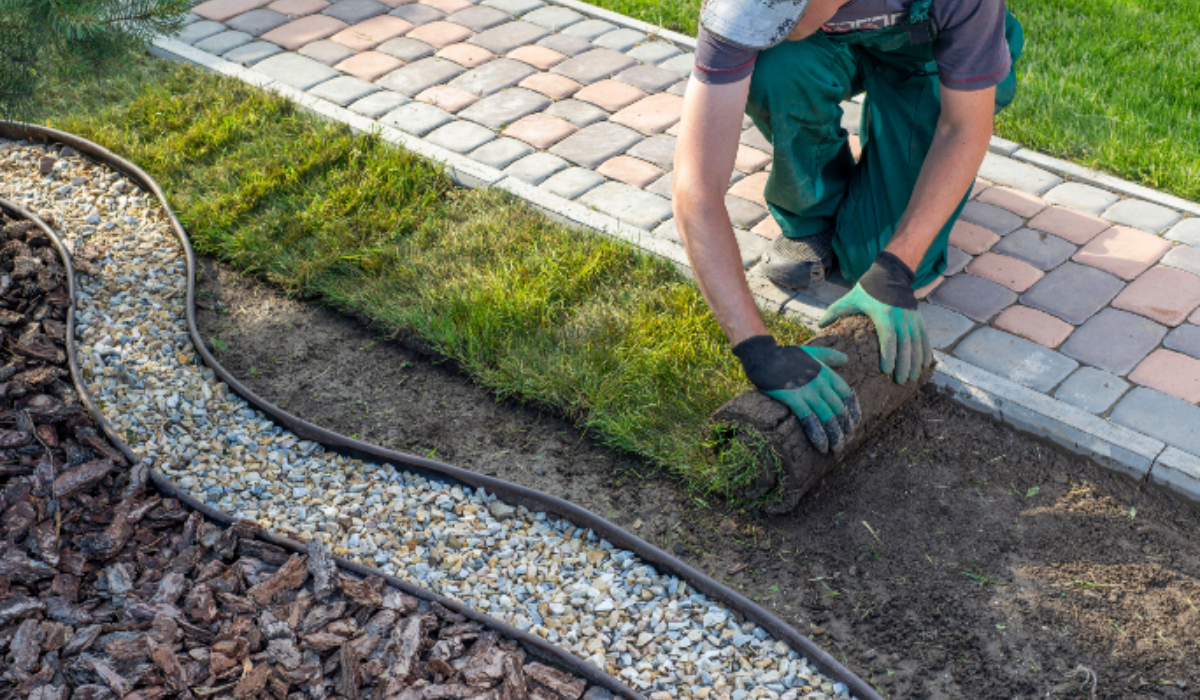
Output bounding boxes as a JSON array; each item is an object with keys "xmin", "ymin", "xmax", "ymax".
[{"xmin": 748, "ymin": 38, "xmax": 854, "ymax": 127}]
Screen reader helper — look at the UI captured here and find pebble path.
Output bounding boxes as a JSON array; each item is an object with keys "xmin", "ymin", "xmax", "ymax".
[{"xmin": 0, "ymin": 137, "xmax": 857, "ymax": 700}]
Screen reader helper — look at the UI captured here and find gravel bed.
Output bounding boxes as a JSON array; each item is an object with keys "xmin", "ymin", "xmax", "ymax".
[{"xmin": 0, "ymin": 137, "xmax": 856, "ymax": 700}]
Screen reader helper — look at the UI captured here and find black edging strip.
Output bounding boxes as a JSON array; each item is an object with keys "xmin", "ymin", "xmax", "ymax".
[{"xmin": 1, "ymin": 121, "xmax": 883, "ymax": 700}]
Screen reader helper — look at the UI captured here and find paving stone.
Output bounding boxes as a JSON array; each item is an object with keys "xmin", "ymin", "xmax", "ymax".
[
  {"xmin": 977, "ymin": 153, "xmax": 1062, "ymax": 195},
  {"xmin": 424, "ymin": 119, "xmax": 496, "ymax": 152},
  {"xmin": 549, "ymin": 121, "xmax": 642, "ymax": 168},
  {"xmin": 735, "ymin": 228, "xmax": 770, "ymax": 266},
  {"xmin": 224, "ymin": 40, "xmax": 285, "ymax": 64},
  {"xmin": 1020, "ymin": 262, "xmax": 1122, "ymax": 325},
  {"xmin": 960, "ymin": 201, "xmax": 1023, "ymax": 236},
  {"xmin": 324, "ymin": 0, "xmax": 387, "ymax": 24},
  {"xmin": 724, "ymin": 195, "xmax": 767, "ymax": 228},
  {"xmin": 1060, "ymin": 308, "xmax": 1166, "ymax": 375},
  {"xmin": 348, "ymin": 89, "xmax": 411, "ymax": 117},
  {"xmin": 1111, "ymin": 265, "xmax": 1200, "ymax": 326},
  {"xmin": 332, "ymin": 15, "xmax": 413, "ymax": 50},
  {"xmin": 593, "ymin": 28, "xmax": 646, "ymax": 52},
  {"xmin": 253, "ymin": 51, "xmax": 339, "ymax": 89},
  {"xmin": 1054, "ymin": 367, "xmax": 1130, "ymax": 414},
  {"xmin": 376, "ymin": 36, "xmax": 435, "ymax": 61},
  {"xmin": 625, "ymin": 135, "xmax": 676, "ymax": 171},
  {"xmin": 1193, "ymin": 308, "xmax": 1200, "ymax": 325},
  {"xmin": 1103, "ymin": 199, "xmax": 1184, "ymax": 234},
  {"xmin": 193, "ymin": 0, "xmax": 271, "ymax": 22},
  {"xmin": 522, "ymin": 6, "xmax": 585, "ymax": 31},
  {"xmin": 1129, "ymin": 350, "xmax": 1200, "ymax": 403},
  {"xmin": 645, "ymin": 171, "xmax": 673, "ymax": 199},
  {"xmin": 970, "ymin": 177, "xmax": 992, "ymax": 198},
  {"xmin": 481, "ymin": 0, "xmax": 544, "ymax": 16},
  {"xmin": 458, "ymin": 87, "xmax": 548, "ymax": 129},
  {"xmin": 270, "ymin": 0, "xmax": 331, "ymax": 16},
  {"xmin": 578, "ymin": 181, "xmax": 672, "ymax": 230},
  {"xmin": 1073, "ymin": 225, "xmax": 1171, "ymax": 280},
  {"xmin": 227, "ymin": 8, "xmax": 291, "ymax": 34},
  {"xmin": 468, "ymin": 20, "xmax": 548, "ymax": 53},
  {"xmin": 299, "ymin": 38, "xmax": 358, "ymax": 63},
  {"xmin": 928, "ymin": 273, "xmax": 1017, "ymax": 323},
  {"xmin": 515, "ymin": 72, "xmax": 577, "ymax": 99},
  {"xmin": 335, "ymin": 50, "xmax": 404, "ymax": 80},
  {"xmin": 552, "ymin": 48, "xmax": 636, "ymax": 85},
  {"xmin": 739, "ymin": 126, "xmax": 771, "ymax": 152},
  {"xmin": 1165, "ymin": 218, "xmax": 1200, "ymax": 247},
  {"xmin": 1026, "ymin": 206, "xmax": 1110, "ymax": 245},
  {"xmin": 948, "ymin": 220, "xmax": 999, "ymax": 255},
  {"xmin": 503, "ymin": 151, "xmax": 569, "ymax": 184},
  {"xmin": 177, "ymin": 20, "xmax": 227, "ymax": 44},
  {"xmin": 262, "ymin": 15, "xmax": 348, "ymax": 49},
  {"xmin": 1111, "ymin": 388, "xmax": 1200, "ymax": 455},
  {"xmin": 954, "ymin": 327, "xmax": 1078, "ymax": 392},
  {"xmin": 446, "ymin": 5, "xmax": 511, "ymax": 31},
  {"xmin": 653, "ymin": 218, "xmax": 683, "ymax": 245},
  {"xmin": 613, "ymin": 64, "xmax": 680, "ymax": 93},
  {"xmin": 422, "ymin": 0, "xmax": 473, "ymax": 13},
  {"xmin": 507, "ymin": 45, "xmax": 567, "ymax": 69},
  {"xmin": 1042, "ymin": 182, "xmax": 1120, "ymax": 216},
  {"xmin": 389, "ymin": 3, "xmax": 445, "ymax": 25},
  {"xmin": 195, "ymin": 29, "xmax": 256, "ymax": 54},
  {"xmin": 728, "ymin": 171, "xmax": 768, "ymax": 207},
  {"xmin": 438, "ymin": 42, "xmax": 495, "ymax": 67},
  {"xmin": 1164, "ymin": 324, "xmax": 1200, "ymax": 361},
  {"xmin": 562, "ymin": 18, "xmax": 617, "ymax": 41},
  {"xmin": 415, "ymin": 84, "xmax": 479, "ymax": 112},
  {"xmin": 1161, "ymin": 246, "xmax": 1200, "ymax": 282},
  {"xmin": 734, "ymin": 144, "xmax": 770, "ymax": 173},
  {"xmin": 539, "ymin": 166, "xmax": 605, "ymax": 199},
  {"xmin": 573, "ymin": 79, "xmax": 646, "ymax": 112},
  {"xmin": 992, "ymin": 305, "xmax": 1073, "ymax": 348},
  {"xmin": 307, "ymin": 74, "xmax": 379, "ymax": 104},
  {"xmin": 448, "ymin": 58, "xmax": 536, "ymax": 96},
  {"xmin": 920, "ymin": 302, "xmax": 975, "ymax": 350},
  {"xmin": 944, "ymin": 245, "xmax": 971, "ymax": 276},
  {"xmin": 536, "ymin": 33, "xmax": 593, "ymax": 57},
  {"xmin": 658, "ymin": 52, "xmax": 695, "ymax": 76},
  {"xmin": 182, "ymin": 9, "xmax": 205, "ymax": 23},
  {"xmin": 407, "ymin": 20, "xmax": 473, "ymax": 48},
  {"xmin": 966, "ymin": 252, "xmax": 1044, "ymax": 292},
  {"xmin": 596, "ymin": 155, "xmax": 663, "ymax": 188},
  {"xmin": 544, "ymin": 99, "xmax": 607, "ymax": 126},
  {"xmin": 376, "ymin": 57, "xmax": 463, "ymax": 95},
  {"xmin": 992, "ymin": 227, "xmax": 1078, "ymax": 271},
  {"xmin": 626, "ymin": 40, "xmax": 682, "ymax": 65},
  {"xmin": 378, "ymin": 101, "xmax": 454, "ymax": 135}
]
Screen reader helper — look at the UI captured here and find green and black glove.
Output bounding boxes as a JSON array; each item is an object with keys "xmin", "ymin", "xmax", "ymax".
[
  {"xmin": 733, "ymin": 335, "xmax": 862, "ymax": 454},
  {"xmin": 819, "ymin": 252, "xmax": 932, "ymax": 384}
]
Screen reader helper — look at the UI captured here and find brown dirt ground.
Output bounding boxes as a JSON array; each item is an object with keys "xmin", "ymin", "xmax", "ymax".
[{"xmin": 196, "ymin": 258, "xmax": 1200, "ymax": 700}]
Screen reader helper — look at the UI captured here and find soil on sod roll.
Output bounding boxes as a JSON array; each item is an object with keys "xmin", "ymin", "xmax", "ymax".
[{"xmin": 196, "ymin": 259, "xmax": 1200, "ymax": 700}]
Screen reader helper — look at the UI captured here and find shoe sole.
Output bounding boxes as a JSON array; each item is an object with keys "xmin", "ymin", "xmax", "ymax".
[{"xmin": 761, "ymin": 252, "xmax": 826, "ymax": 291}]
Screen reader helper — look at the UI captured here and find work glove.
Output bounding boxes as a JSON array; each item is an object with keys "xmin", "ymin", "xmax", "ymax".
[
  {"xmin": 733, "ymin": 335, "xmax": 862, "ymax": 454},
  {"xmin": 819, "ymin": 251, "xmax": 932, "ymax": 384}
]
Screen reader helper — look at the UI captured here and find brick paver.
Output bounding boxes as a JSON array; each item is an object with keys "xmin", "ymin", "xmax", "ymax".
[
  {"xmin": 953, "ymin": 327, "xmax": 1077, "ymax": 392},
  {"xmin": 522, "ymin": 6, "xmax": 584, "ymax": 31},
  {"xmin": 613, "ymin": 64, "xmax": 680, "ymax": 94},
  {"xmin": 552, "ymin": 49, "xmax": 636, "ymax": 85},
  {"xmin": 1129, "ymin": 350, "xmax": 1200, "ymax": 403},
  {"xmin": 928, "ymin": 273, "xmax": 1016, "ymax": 323},
  {"xmin": 1020, "ymin": 262, "xmax": 1123, "ymax": 325},
  {"xmin": 992, "ymin": 306, "xmax": 1073, "ymax": 349},
  {"xmin": 227, "ymin": 8, "xmax": 291, "ymax": 35},
  {"xmin": 224, "ymin": 40, "xmax": 283, "ymax": 64},
  {"xmin": 562, "ymin": 19, "xmax": 617, "ymax": 41},
  {"xmin": 194, "ymin": 0, "xmax": 271, "ymax": 23},
  {"xmin": 482, "ymin": 0, "xmax": 544, "ymax": 16},
  {"xmin": 1111, "ymin": 388, "xmax": 1200, "ymax": 455},
  {"xmin": 422, "ymin": 0, "xmax": 473, "ymax": 13},
  {"xmin": 725, "ymin": 195, "xmax": 768, "ymax": 228},
  {"xmin": 1027, "ymin": 206, "xmax": 1110, "ymax": 245},
  {"xmin": 470, "ymin": 135, "xmax": 533, "ymax": 168},
  {"xmin": 349, "ymin": 90, "xmax": 410, "ymax": 118},
  {"xmin": 752, "ymin": 216, "xmax": 781, "ymax": 240},
  {"xmin": 447, "ymin": 5, "xmax": 512, "ymax": 31},
  {"xmin": 945, "ymin": 246, "xmax": 971, "ymax": 276},
  {"xmin": 438, "ymin": 43, "xmax": 496, "ymax": 68},
  {"xmin": 459, "ymin": 88, "xmax": 549, "ymax": 129},
  {"xmin": 597, "ymin": 155, "xmax": 662, "ymax": 188},
  {"xmin": 593, "ymin": 28, "xmax": 646, "ymax": 52},
  {"xmin": 469, "ymin": 21, "xmax": 548, "ymax": 53},
  {"xmin": 625, "ymin": 135, "xmax": 676, "ymax": 171},
  {"xmin": 1043, "ymin": 182, "xmax": 1120, "ymax": 216},
  {"xmin": 323, "ymin": 0, "xmax": 387, "ymax": 23},
  {"xmin": 262, "ymin": 15, "xmax": 347, "ymax": 49},
  {"xmin": 960, "ymin": 201, "xmax": 1023, "ymax": 236},
  {"xmin": 1060, "ymin": 308, "xmax": 1166, "ymax": 376},
  {"xmin": 517, "ymin": 72, "xmax": 579, "ymax": 99},
  {"xmin": 377, "ymin": 57, "xmax": 464, "ymax": 95},
  {"xmin": 196, "ymin": 30, "xmax": 254, "ymax": 55},
  {"xmin": 734, "ymin": 145, "xmax": 771, "ymax": 173},
  {"xmin": 573, "ymin": 80, "xmax": 645, "ymax": 111},
  {"xmin": 503, "ymin": 113, "xmax": 578, "ymax": 149},
  {"xmin": 507, "ymin": 45, "xmax": 567, "ymax": 69},
  {"xmin": 1162, "ymin": 246, "xmax": 1200, "ymax": 278},
  {"xmin": 728, "ymin": 172, "xmax": 768, "ymax": 207},
  {"xmin": 536, "ymin": 33, "xmax": 591, "ymax": 57},
  {"xmin": 579, "ymin": 182, "xmax": 672, "ymax": 230},
  {"xmin": 449, "ymin": 58, "xmax": 536, "ymax": 96},
  {"xmin": 550, "ymin": 122, "xmax": 643, "ymax": 169},
  {"xmin": 921, "ymin": 302, "xmax": 974, "ymax": 350},
  {"xmin": 1104, "ymin": 199, "xmax": 1184, "ymax": 234},
  {"xmin": 389, "ymin": 3, "xmax": 444, "ymax": 25},
  {"xmin": 627, "ymin": 41, "xmax": 681, "ymax": 65},
  {"xmin": 1167, "ymin": 219, "xmax": 1200, "ymax": 247},
  {"xmin": 915, "ymin": 276, "xmax": 942, "ymax": 300},
  {"xmin": 376, "ymin": 36, "xmax": 435, "ymax": 61},
  {"xmin": 544, "ymin": 99, "xmax": 607, "ymax": 127},
  {"xmin": 300, "ymin": 38, "xmax": 357, "ymax": 63},
  {"xmin": 331, "ymin": 15, "xmax": 413, "ymax": 50},
  {"xmin": 178, "ymin": 20, "xmax": 226, "ymax": 44},
  {"xmin": 1165, "ymin": 325, "xmax": 1200, "ymax": 361},
  {"xmin": 966, "ymin": 252, "xmax": 1044, "ymax": 292},
  {"xmin": 308, "ymin": 74, "xmax": 378, "ymax": 104},
  {"xmin": 254, "ymin": 51, "xmax": 338, "ymax": 89},
  {"xmin": 992, "ymin": 228, "xmax": 1077, "ymax": 271},
  {"xmin": 504, "ymin": 151, "xmax": 569, "ymax": 184},
  {"xmin": 425, "ymin": 120, "xmax": 496, "ymax": 153},
  {"xmin": 270, "ymin": 0, "xmax": 330, "ymax": 15},
  {"xmin": 611, "ymin": 93, "xmax": 684, "ymax": 135},
  {"xmin": 1073, "ymin": 225, "xmax": 1171, "ymax": 280},
  {"xmin": 335, "ymin": 50, "xmax": 404, "ymax": 80},
  {"xmin": 948, "ymin": 221, "xmax": 1000, "ymax": 255},
  {"xmin": 540, "ymin": 167, "xmax": 605, "ymax": 199},
  {"xmin": 975, "ymin": 186, "xmax": 1046, "ymax": 218},
  {"xmin": 415, "ymin": 84, "xmax": 479, "ymax": 112},
  {"xmin": 1055, "ymin": 367, "xmax": 1129, "ymax": 414},
  {"xmin": 1110, "ymin": 266, "xmax": 1200, "ymax": 326},
  {"xmin": 407, "ymin": 20, "xmax": 473, "ymax": 48}
]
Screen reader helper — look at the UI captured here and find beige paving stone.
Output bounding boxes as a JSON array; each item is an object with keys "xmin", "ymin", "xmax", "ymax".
[
  {"xmin": 406, "ymin": 20, "xmax": 473, "ymax": 48},
  {"xmin": 517, "ymin": 72, "xmax": 581, "ymax": 99},
  {"xmin": 573, "ymin": 79, "xmax": 645, "ymax": 112},
  {"xmin": 734, "ymin": 144, "xmax": 770, "ymax": 173},
  {"xmin": 503, "ymin": 113, "xmax": 579, "ymax": 149},
  {"xmin": 261, "ymin": 14, "xmax": 348, "ymax": 50},
  {"xmin": 728, "ymin": 171, "xmax": 768, "ymax": 207},
  {"xmin": 1027, "ymin": 206, "xmax": 1111, "ymax": 245},
  {"xmin": 596, "ymin": 155, "xmax": 663, "ymax": 188},
  {"xmin": 415, "ymin": 84, "xmax": 479, "ymax": 112},
  {"xmin": 1073, "ymin": 226, "xmax": 1172, "ymax": 280},
  {"xmin": 437, "ymin": 42, "xmax": 496, "ymax": 67},
  {"xmin": 976, "ymin": 186, "xmax": 1047, "ymax": 218},
  {"xmin": 506, "ymin": 44, "xmax": 567, "ymax": 69},
  {"xmin": 752, "ymin": 216, "xmax": 781, "ymax": 240},
  {"xmin": 330, "ymin": 15, "xmax": 413, "ymax": 50},
  {"xmin": 268, "ymin": 0, "xmax": 329, "ymax": 15},
  {"xmin": 194, "ymin": 0, "xmax": 271, "ymax": 22},
  {"xmin": 610, "ymin": 93, "xmax": 684, "ymax": 135},
  {"xmin": 421, "ymin": 0, "xmax": 473, "ymax": 14},
  {"xmin": 334, "ymin": 50, "xmax": 405, "ymax": 81}
]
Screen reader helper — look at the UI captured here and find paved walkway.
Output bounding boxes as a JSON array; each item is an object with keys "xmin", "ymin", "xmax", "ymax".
[{"xmin": 164, "ymin": 0, "xmax": 1200, "ymax": 499}]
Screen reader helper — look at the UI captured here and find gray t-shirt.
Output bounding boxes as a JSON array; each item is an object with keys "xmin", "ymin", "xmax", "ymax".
[{"xmin": 694, "ymin": 0, "xmax": 1010, "ymax": 91}]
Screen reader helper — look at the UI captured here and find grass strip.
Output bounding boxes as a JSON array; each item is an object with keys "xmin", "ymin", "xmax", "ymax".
[{"xmin": 37, "ymin": 56, "xmax": 808, "ymax": 503}]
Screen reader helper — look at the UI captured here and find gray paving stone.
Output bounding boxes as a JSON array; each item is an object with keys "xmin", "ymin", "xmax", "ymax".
[
  {"xmin": 195, "ymin": 30, "xmax": 254, "ymax": 55},
  {"xmin": 253, "ymin": 52, "xmax": 339, "ymax": 90},
  {"xmin": 625, "ymin": 40, "xmax": 681, "ymax": 65},
  {"xmin": 613, "ymin": 64, "xmax": 680, "ymax": 93},
  {"xmin": 1060, "ymin": 308, "xmax": 1166, "ymax": 376},
  {"xmin": 458, "ymin": 88, "xmax": 549, "ymax": 129},
  {"xmin": 666, "ymin": 80, "xmax": 687, "ymax": 97},
  {"xmin": 1166, "ymin": 218, "xmax": 1200, "ymax": 247},
  {"xmin": 562, "ymin": 19, "xmax": 618, "ymax": 41},
  {"xmin": 539, "ymin": 167, "xmax": 606, "ymax": 199},
  {"xmin": 376, "ymin": 37, "xmax": 435, "ymax": 62},
  {"xmin": 448, "ymin": 58, "xmax": 537, "ymax": 96},
  {"xmin": 658, "ymin": 52, "xmax": 695, "ymax": 76},
  {"xmin": 308, "ymin": 75, "xmax": 380, "ymax": 105},
  {"xmin": 625, "ymin": 134, "xmax": 675, "ymax": 171},
  {"xmin": 348, "ymin": 90, "xmax": 411, "ymax": 118},
  {"xmin": 468, "ymin": 21, "xmax": 549, "ymax": 54},
  {"xmin": 1161, "ymin": 245, "xmax": 1200, "ymax": 278},
  {"xmin": 223, "ymin": 40, "xmax": 284, "ymax": 65},
  {"xmin": 424, "ymin": 120, "xmax": 496, "ymax": 153},
  {"xmin": 1020, "ymin": 262, "xmax": 1123, "ymax": 325},
  {"xmin": 182, "ymin": 11, "xmax": 203, "ymax": 25},
  {"xmin": 447, "ymin": 5, "xmax": 512, "ymax": 32},
  {"xmin": 376, "ymin": 57, "xmax": 464, "ymax": 96},
  {"xmin": 953, "ymin": 327, "xmax": 1078, "ymax": 393},
  {"xmin": 481, "ymin": 0, "xmax": 545, "ymax": 16},
  {"xmin": 379, "ymin": 101, "xmax": 454, "ymax": 136},
  {"xmin": 734, "ymin": 228, "xmax": 769, "ymax": 267},
  {"xmin": 549, "ymin": 122, "xmax": 643, "ymax": 169},
  {"xmin": 725, "ymin": 195, "xmax": 767, "ymax": 228},
  {"xmin": 536, "ymin": 33, "xmax": 593, "ymax": 57},
  {"xmin": 467, "ymin": 137, "xmax": 533, "ymax": 169},
  {"xmin": 739, "ymin": 126, "xmax": 771, "ymax": 152},
  {"xmin": 993, "ymin": 227, "xmax": 1078, "ymax": 271},
  {"xmin": 645, "ymin": 171, "xmax": 672, "ymax": 199},
  {"xmin": 544, "ymin": 99, "xmax": 608, "ymax": 127},
  {"xmin": 977, "ymin": 153, "xmax": 1062, "ymax": 195},
  {"xmin": 653, "ymin": 219, "xmax": 683, "ymax": 245},
  {"xmin": 1054, "ymin": 367, "xmax": 1130, "ymax": 414},
  {"xmin": 960, "ymin": 201, "xmax": 1023, "ymax": 236},
  {"xmin": 389, "ymin": 4, "xmax": 445, "ymax": 26},
  {"xmin": 521, "ymin": 6, "xmax": 585, "ymax": 31},
  {"xmin": 593, "ymin": 28, "xmax": 646, "ymax": 52},
  {"xmin": 578, "ymin": 181, "xmax": 672, "ymax": 230},
  {"xmin": 1042, "ymin": 182, "xmax": 1120, "ymax": 216},
  {"xmin": 177, "ymin": 20, "xmax": 226, "ymax": 45},
  {"xmin": 322, "ymin": 0, "xmax": 387, "ymax": 24},
  {"xmin": 1164, "ymin": 324, "xmax": 1200, "ymax": 361},
  {"xmin": 299, "ymin": 39, "xmax": 358, "ymax": 65},
  {"xmin": 1103, "ymin": 199, "xmax": 1183, "ymax": 233},
  {"xmin": 1110, "ymin": 388, "xmax": 1200, "ymax": 456},
  {"xmin": 927, "ymin": 273, "xmax": 1017, "ymax": 322},
  {"xmin": 227, "ymin": 9, "xmax": 290, "ymax": 36},
  {"xmin": 919, "ymin": 302, "xmax": 975, "ymax": 350},
  {"xmin": 504, "ymin": 152, "xmax": 569, "ymax": 185},
  {"xmin": 552, "ymin": 48, "xmax": 636, "ymax": 85},
  {"xmin": 945, "ymin": 245, "xmax": 971, "ymax": 276}
]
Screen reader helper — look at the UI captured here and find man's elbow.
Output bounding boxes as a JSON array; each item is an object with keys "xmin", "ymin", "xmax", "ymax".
[{"xmin": 672, "ymin": 172, "xmax": 724, "ymax": 222}]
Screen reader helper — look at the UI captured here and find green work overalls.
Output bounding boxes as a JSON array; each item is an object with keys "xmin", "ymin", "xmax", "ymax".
[{"xmin": 746, "ymin": 0, "xmax": 1024, "ymax": 289}]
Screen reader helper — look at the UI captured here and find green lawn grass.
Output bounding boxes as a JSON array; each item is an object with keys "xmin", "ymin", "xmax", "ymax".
[
  {"xmin": 589, "ymin": 0, "xmax": 1200, "ymax": 204},
  {"xmin": 36, "ymin": 57, "xmax": 806, "ymax": 504}
]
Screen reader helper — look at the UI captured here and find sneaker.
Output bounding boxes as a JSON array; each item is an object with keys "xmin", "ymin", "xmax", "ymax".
[{"xmin": 760, "ymin": 230, "xmax": 834, "ymax": 290}]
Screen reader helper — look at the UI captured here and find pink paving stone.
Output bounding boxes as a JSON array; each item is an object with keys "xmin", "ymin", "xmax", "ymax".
[
  {"xmin": 517, "ymin": 72, "xmax": 580, "ymax": 100},
  {"xmin": 437, "ymin": 42, "xmax": 495, "ymax": 68},
  {"xmin": 414, "ymin": 84, "xmax": 478, "ymax": 113},
  {"xmin": 503, "ymin": 113, "xmax": 579, "ymax": 149},
  {"xmin": 948, "ymin": 220, "xmax": 1000, "ymax": 255},
  {"xmin": 1129, "ymin": 350, "xmax": 1200, "ymax": 403},
  {"xmin": 1193, "ymin": 307, "xmax": 1200, "ymax": 325},
  {"xmin": 192, "ymin": 0, "xmax": 269, "ymax": 22},
  {"xmin": 1027, "ymin": 206, "xmax": 1110, "ymax": 245},
  {"xmin": 965, "ymin": 252, "xmax": 1044, "ymax": 292},
  {"xmin": 752, "ymin": 216, "xmax": 781, "ymax": 240},
  {"xmin": 915, "ymin": 276, "xmax": 943, "ymax": 300},
  {"xmin": 1072, "ymin": 225, "xmax": 1172, "ymax": 281},
  {"xmin": 728, "ymin": 171, "xmax": 768, "ymax": 207},
  {"xmin": 267, "ymin": 0, "xmax": 328, "ymax": 16},
  {"xmin": 847, "ymin": 133, "xmax": 861, "ymax": 162},
  {"xmin": 970, "ymin": 178, "xmax": 992, "ymax": 199},
  {"xmin": 992, "ymin": 306, "xmax": 1074, "ymax": 349},
  {"xmin": 406, "ymin": 20, "xmax": 473, "ymax": 48},
  {"xmin": 976, "ymin": 186, "xmax": 1047, "ymax": 218},
  {"xmin": 665, "ymin": 121, "xmax": 681, "ymax": 137},
  {"xmin": 573, "ymin": 79, "xmax": 645, "ymax": 112},
  {"xmin": 261, "ymin": 15, "xmax": 347, "ymax": 50},
  {"xmin": 734, "ymin": 145, "xmax": 771, "ymax": 173},
  {"xmin": 1111, "ymin": 265, "xmax": 1200, "ymax": 326},
  {"xmin": 334, "ymin": 50, "xmax": 404, "ymax": 81},
  {"xmin": 596, "ymin": 156, "xmax": 664, "ymax": 188},
  {"xmin": 421, "ymin": 0, "xmax": 472, "ymax": 13},
  {"xmin": 610, "ymin": 93, "xmax": 684, "ymax": 135},
  {"xmin": 331, "ymin": 15, "xmax": 414, "ymax": 51},
  {"xmin": 507, "ymin": 45, "xmax": 568, "ymax": 70}
]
